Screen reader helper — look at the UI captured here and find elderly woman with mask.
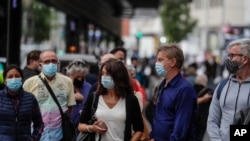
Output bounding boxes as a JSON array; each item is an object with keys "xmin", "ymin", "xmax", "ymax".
[{"xmin": 66, "ymin": 59, "xmax": 92, "ymax": 129}]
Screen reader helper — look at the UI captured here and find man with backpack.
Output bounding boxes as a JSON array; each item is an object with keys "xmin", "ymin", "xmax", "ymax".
[{"xmin": 207, "ymin": 38, "xmax": 250, "ymax": 141}]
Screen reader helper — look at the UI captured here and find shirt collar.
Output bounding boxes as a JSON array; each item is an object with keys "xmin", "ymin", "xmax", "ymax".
[
  {"xmin": 39, "ymin": 72, "xmax": 58, "ymax": 81},
  {"xmin": 159, "ymin": 73, "xmax": 182, "ymax": 88}
]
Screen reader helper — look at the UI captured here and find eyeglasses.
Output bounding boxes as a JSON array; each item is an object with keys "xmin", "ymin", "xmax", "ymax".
[
  {"xmin": 68, "ymin": 61, "xmax": 86, "ymax": 68},
  {"xmin": 41, "ymin": 59, "xmax": 58, "ymax": 64},
  {"xmin": 227, "ymin": 53, "xmax": 244, "ymax": 59}
]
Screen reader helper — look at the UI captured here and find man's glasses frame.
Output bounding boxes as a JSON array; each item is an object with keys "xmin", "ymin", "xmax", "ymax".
[{"xmin": 227, "ymin": 53, "xmax": 244, "ymax": 60}]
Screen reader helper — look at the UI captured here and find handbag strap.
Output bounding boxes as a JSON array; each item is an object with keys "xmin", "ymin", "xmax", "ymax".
[
  {"xmin": 90, "ymin": 92, "xmax": 99, "ymax": 119},
  {"xmin": 90, "ymin": 92, "xmax": 102, "ymax": 141},
  {"xmin": 38, "ymin": 75, "xmax": 64, "ymax": 117}
]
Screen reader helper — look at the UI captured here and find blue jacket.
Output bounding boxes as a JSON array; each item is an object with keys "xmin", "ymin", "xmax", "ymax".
[
  {"xmin": 151, "ymin": 73, "xmax": 197, "ymax": 141},
  {"xmin": 0, "ymin": 88, "xmax": 44, "ymax": 141}
]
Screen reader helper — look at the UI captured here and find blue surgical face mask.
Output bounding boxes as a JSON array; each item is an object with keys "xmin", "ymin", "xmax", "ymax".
[
  {"xmin": 42, "ymin": 63, "xmax": 57, "ymax": 77},
  {"xmin": 6, "ymin": 77, "xmax": 22, "ymax": 91},
  {"xmin": 101, "ymin": 76, "xmax": 115, "ymax": 89},
  {"xmin": 155, "ymin": 62, "xmax": 167, "ymax": 77}
]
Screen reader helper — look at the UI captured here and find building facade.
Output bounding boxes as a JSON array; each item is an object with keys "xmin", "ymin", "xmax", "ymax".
[{"xmin": 189, "ymin": 0, "xmax": 250, "ymax": 56}]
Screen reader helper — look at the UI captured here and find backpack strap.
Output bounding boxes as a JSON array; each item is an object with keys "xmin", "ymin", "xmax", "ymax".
[{"xmin": 216, "ymin": 78, "xmax": 229, "ymax": 100}]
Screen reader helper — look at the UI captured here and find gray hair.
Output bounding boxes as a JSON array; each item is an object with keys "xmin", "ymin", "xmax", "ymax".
[
  {"xmin": 66, "ymin": 65, "xmax": 86, "ymax": 75},
  {"xmin": 227, "ymin": 38, "xmax": 250, "ymax": 58},
  {"xmin": 66, "ymin": 59, "xmax": 87, "ymax": 75},
  {"xmin": 126, "ymin": 64, "xmax": 136, "ymax": 77}
]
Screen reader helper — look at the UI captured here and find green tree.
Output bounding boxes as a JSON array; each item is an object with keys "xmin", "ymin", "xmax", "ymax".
[
  {"xmin": 32, "ymin": 1, "xmax": 51, "ymax": 43},
  {"xmin": 161, "ymin": 0, "xmax": 197, "ymax": 42}
]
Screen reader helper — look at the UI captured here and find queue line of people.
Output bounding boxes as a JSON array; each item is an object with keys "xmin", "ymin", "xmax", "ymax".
[
  {"xmin": 0, "ymin": 44, "xmax": 197, "ymax": 141},
  {"xmin": 2, "ymin": 38, "xmax": 250, "ymax": 141}
]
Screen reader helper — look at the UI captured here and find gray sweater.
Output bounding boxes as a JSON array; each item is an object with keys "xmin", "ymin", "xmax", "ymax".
[{"xmin": 207, "ymin": 76, "xmax": 250, "ymax": 141}]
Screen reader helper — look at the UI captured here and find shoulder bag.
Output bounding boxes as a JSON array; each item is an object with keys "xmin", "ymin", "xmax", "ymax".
[
  {"xmin": 39, "ymin": 75, "xmax": 75, "ymax": 141},
  {"xmin": 76, "ymin": 93, "xmax": 101, "ymax": 141}
]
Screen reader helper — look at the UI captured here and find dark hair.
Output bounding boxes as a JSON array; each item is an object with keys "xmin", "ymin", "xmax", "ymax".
[
  {"xmin": 189, "ymin": 62, "xmax": 198, "ymax": 70},
  {"xmin": 26, "ymin": 50, "xmax": 41, "ymax": 65},
  {"xmin": 96, "ymin": 59, "xmax": 133, "ymax": 98},
  {"xmin": 3, "ymin": 65, "xmax": 23, "ymax": 79},
  {"xmin": 110, "ymin": 47, "xmax": 127, "ymax": 58},
  {"xmin": 131, "ymin": 56, "xmax": 138, "ymax": 61}
]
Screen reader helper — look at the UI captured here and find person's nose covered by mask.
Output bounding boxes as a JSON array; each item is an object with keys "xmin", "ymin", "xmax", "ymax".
[
  {"xmin": 73, "ymin": 78, "xmax": 84, "ymax": 88},
  {"xmin": 225, "ymin": 59, "xmax": 243, "ymax": 74},
  {"xmin": 101, "ymin": 76, "xmax": 115, "ymax": 89},
  {"xmin": 6, "ymin": 78, "xmax": 22, "ymax": 91},
  {"xmin": 155, "ymin": 62, "xmax": 166, "ymax": 77},
  {"xmin": 42, "ymin": 63, "xmax": 58, "ymax": 77}
]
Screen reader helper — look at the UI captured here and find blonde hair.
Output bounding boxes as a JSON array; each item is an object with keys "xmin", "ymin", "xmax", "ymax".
[{"xmin": 195, "ymin": 74, "xmax": 208, "ymax": 87}]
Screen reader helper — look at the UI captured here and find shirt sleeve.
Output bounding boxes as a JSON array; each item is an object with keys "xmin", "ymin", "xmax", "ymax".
[
  {"xmin": 31, "ymin": 96, "xmax": 44, "ymax": 141},
  {"xmin": 131, "ymin": 94, "xmax": 144, "ymax": 132},
  {"xmin": 170, "ymin": 86, "xmax": 197, "ymax": 141},
  {"xmin": 207, "ymin": 86, "xmax": 222, "ymax": 141},
  {"xmin": 79, "ymin": 93, "xmax": 94, "ymax": 124},
  {"xmin": 67, "ymin": 78, "xmax": 76, "ymax": 106}
]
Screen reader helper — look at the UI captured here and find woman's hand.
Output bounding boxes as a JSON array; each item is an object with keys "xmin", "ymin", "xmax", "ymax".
[
  {"xmin": 75, "ymin": 91, "xmax": 84, "ymax": 102},
  {"xmin": 197, "ymin": 93, "xmax": 212, "ymax": 104},
  {"xmin": 91, "ymin": 120, "xmax": 108, "ymax": 134}
]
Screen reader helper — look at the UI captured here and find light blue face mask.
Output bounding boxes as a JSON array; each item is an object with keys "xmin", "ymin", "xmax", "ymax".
[
  {"xmin": 155, "ymin": 62, "xmax": 167, "ymax": 77},
  {"xmin": 42, "ymin": 63, "xmax": 57, "ymax": 77},
  {"xmin": 101, "ymin": 76, "xmax": 115, "ymax": 89},
  {"xmin": 6, "ymin": 77, "xmax": 22, "ymax": 91}
]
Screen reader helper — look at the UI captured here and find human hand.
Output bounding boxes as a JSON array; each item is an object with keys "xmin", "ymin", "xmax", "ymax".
[
  {"xmin": 79, "ymin": 110, "xmax": 82, "ymax": 114},
  {"xmin": 198, "ymin": 93, "xmax": 212, "ymax": 104},
  {"xmin": 92, "ymin": 120, "xmax": 108, "ymax": 134},
  {"xmin": 96, "ymin": 120, "xmax": 107, "ymax": 129},
  {"xmin": 202, "ymin": 93, "xmax": 212, "ymax": 102},
  {"xmin": 75, "ymin": 92, "xmax": 84, "ymax": 102}
]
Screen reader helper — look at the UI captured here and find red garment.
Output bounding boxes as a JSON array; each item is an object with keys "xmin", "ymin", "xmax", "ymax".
[{"xmin": 131, "ymin": 78, "xmax": 147, "ymax": 106}]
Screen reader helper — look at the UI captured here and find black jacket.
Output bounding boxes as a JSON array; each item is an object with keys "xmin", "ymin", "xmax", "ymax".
[
  {"xmin": 234, "ymin": 107, "xmax": 250, "ymax": 125},
  {"xmin": 22, "ymin": 66, "xmax": 40, "ymax": 82}
]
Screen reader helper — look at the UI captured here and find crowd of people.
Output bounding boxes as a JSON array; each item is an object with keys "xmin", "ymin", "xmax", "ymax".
[{"xmin": 0, "ymin": 38, "xmax": 250, "ymax": 141}]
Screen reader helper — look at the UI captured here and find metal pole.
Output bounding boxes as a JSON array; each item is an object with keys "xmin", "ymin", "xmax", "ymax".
[
  {"xmin": 6, "ymin": 0, "xmax": 11, "ymax": 66},
  {"xmin": 221, "ymin": 0, "xmax": 225, "ymax": 47}
]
